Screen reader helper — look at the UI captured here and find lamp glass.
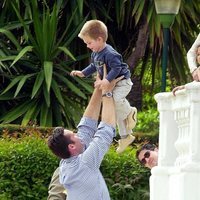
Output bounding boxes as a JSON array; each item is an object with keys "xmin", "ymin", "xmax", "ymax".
[{"xmin": 154, "ymin": 0, "xmax": 181, "ymax": 14}]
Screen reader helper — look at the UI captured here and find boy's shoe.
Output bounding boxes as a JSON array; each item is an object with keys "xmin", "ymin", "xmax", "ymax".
[
  {"xmin": 116, "ymin": 134, "xmax": 135, "ymax": 154},
  {"xmin": 126, "ymin": 107, "xmax": 137, "ymax": 130}
]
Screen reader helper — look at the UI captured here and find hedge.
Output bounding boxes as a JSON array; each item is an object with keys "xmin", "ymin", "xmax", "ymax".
[
  {"xmin": 0, "ymin": 135, "xmax": 58, "ymax": 200},
  {"xmin": 0, "ymin": 134, "xmax": 150, "ymax": 200}
]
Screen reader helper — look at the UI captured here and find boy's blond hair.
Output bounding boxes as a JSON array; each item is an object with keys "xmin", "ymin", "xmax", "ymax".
[{"xmin": 78, "ymin": 20, "xmax": 108, "ymax": 42}]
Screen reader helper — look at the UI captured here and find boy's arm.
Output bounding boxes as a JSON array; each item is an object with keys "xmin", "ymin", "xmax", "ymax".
[
  {"xmin": 104, "ymin": 53, "xmax": 127, "ymax": 82},
  {"xmin": 106, "ymin": 59, "xmax": 122, "ymax": 81},
  {"xmin": 70, "ymin": 64, "xmax": 96, "ymax": 78},
  {"xmin": 82, "ymin": 63, "xmax": 97, "ymax": 77}
]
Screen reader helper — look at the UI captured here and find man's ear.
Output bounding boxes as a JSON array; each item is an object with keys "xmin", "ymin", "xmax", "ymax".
[
  {"xmin": 68, "ymin": 143, "xmax": 76, "ymax": 156},
  {"xmin": 68, "ymin": 144, "xmax": 75, "ymax": 150}
]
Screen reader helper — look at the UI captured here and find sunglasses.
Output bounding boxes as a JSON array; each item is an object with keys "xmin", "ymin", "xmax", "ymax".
[{"xmin": 140, "ymin": 151, "xmax": 150, "ymax": 165}]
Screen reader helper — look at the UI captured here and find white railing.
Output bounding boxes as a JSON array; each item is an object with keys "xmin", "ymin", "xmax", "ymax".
[{"xmin": 150, "ymin": 81, "xmax": 200, "ymax": 200}]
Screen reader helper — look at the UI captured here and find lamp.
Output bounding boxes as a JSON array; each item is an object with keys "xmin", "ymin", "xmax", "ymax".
[{"xmin": 154, "ymin": 0, "xmax": 181, "ymax": 91}]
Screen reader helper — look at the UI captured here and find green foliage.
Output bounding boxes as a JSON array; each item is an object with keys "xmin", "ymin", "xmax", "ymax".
[
  {"xmin": 0, "ymin": 0, "xmax": 92, "ymax": 127},
  {"xmin": 133, "ymin": 63, "xmax": 159, "ymax": 135},
  {"xmin": 136, "ymin": 91, "xmax": 159, "ymax": 134},
  {"xmin": 102, "ymin": 146, "xmax": 150, "ymax": 200},
  {"xmin": 136, "ymin": 108, "xmax": 159, "ymax": 134},
  {"xmin": 0, "ymin": 135, "xmax": 150, "ymax": 200},
  {"xmin": 0, "ymin": 135, "xmax": 59, "ymax": 200},
  {"xmin": 1, "ymin": 0, "xmax": 200, "ymax": 128}
]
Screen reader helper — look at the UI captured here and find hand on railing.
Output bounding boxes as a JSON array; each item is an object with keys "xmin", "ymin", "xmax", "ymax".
[{"xmin": 172, "ymin": 85, "xmax": 185, "ymax": 96}]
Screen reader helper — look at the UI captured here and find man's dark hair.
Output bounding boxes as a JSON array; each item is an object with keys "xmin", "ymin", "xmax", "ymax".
[
  {"xmin": 48, "ymin": 127, "xmax": 74, "ymax": 159},
  {"xmin": 136, "ymin": 143, "xmax": 157, "ymax": 163}
]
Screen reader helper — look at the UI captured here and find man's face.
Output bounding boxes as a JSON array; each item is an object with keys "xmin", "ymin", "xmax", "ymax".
[
  {"xmin": 138, "ymin": 148, "xmax": 158, "ymax": 169},
  {"xmin": 64, "ymin": 130, "xmax": 84, "ymax": 155}
]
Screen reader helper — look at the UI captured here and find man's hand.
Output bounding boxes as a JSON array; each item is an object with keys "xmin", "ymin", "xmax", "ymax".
[
  {"xmin": 192, "ymin": 67, "xmax": 200, "ymax": 81},
  {"xmin": 94, "ymin": 79, "xmax": 102, "ymax": 88},
  {"xmin": 96, "ymin": 64, "xmax": 124, "ymax": 93},
  {"xmin": 102, "ymin": 76, "xmax": 124, "ymax": 93},
  {"xmin": 94, "ymin": 78, "xmax": 109, "ymax": 89},
  {"xmin": 70, "ymin": 70, "xmax": 85, "ymax": 77}
]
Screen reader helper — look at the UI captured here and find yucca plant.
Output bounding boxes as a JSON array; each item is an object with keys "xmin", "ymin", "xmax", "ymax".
[
  {"xmin": 1, "ymin": 0, "xmax": 200, "ymax": 126},
  {"xmin": 0, "ymin": 0, "xmax": 93, "ymax": 127}
]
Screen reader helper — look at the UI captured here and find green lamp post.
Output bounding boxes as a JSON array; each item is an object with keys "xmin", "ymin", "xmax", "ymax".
[{"xmin": 154, "ymin": 0, "xmax": 181, "ymax": 92}]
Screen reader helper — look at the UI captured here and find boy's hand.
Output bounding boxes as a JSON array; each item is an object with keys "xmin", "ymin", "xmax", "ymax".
[{"xmin": 70, "ymin": 70, "xmax": 85, "ymax": 77}]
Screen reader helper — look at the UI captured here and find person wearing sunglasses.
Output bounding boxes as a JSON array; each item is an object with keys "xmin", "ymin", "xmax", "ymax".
[{"xmin": 136, "ymin": 143, "xmax": 158, "ymax": 169}]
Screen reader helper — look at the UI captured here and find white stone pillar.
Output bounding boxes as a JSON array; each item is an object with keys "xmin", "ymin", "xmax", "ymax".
[
  {"xmin": 154, "ymin": 92, "xmax": 178, "ymax": 166},
  {"xmin": 150, "ymin": 167, "xmax": 169, "ymax": 200},
  {"xmin": 172, "ymin": 89, "xmax": 190, "ymax": 166},
  {"xmin": 185, "ymin": 82, "xmax": 200, "ymax": 163},
  {"xmin": 151, "ymin": 93, "xmax": 179, "ymax": 200},
  {"xmin": 169, "ymin": 168, "xmax": 200, "ymax": 200}
]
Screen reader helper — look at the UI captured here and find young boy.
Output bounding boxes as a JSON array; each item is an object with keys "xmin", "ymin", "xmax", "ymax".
[{"xmin": 70, "ymin": 20, "xmax": 137, "ymax": 153}]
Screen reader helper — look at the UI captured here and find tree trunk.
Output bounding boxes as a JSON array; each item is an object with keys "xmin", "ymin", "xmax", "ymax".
[
  {"xmin": 126, "ymin": 21, "xmax": 149, "ymax": 110},
  {"xmin": 127, "ymin": 22, "xmax": 149, "ymax": 71}
]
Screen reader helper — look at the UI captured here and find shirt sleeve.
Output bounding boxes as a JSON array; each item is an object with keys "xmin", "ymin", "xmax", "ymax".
[
  {"xmin": 77, "ymin": 117, "xmax": 98, "ymax": 149},
  {"xmin": 80, "ymin": 122, "xmax": 116, "ymax": 169},
  {"xmin": 105, "ymin": 54, "xmax": 123, "ymax": 82},
  {"xmin": 187, "ymin": 33, "xmax": 200, "ymax": 73}
]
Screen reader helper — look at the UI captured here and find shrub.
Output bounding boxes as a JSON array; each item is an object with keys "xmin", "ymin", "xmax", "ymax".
[
  {"xmin": 135, "ymin": 108, "xmax": 159, "ymax": 134},
  {"xmin": 0, "ymin": 135, "xmax": 59, "ymax": 200},
  {"xmin": 0, "ymin": 135, "xmax": 150, "ymax": 200},
  {"xmin": 102, "ymin": 146, "xmax": 150, "ymax": 200},
  {"xmin": 0, "ymin": 124, "xmax": 52, "ymax": 138}
]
